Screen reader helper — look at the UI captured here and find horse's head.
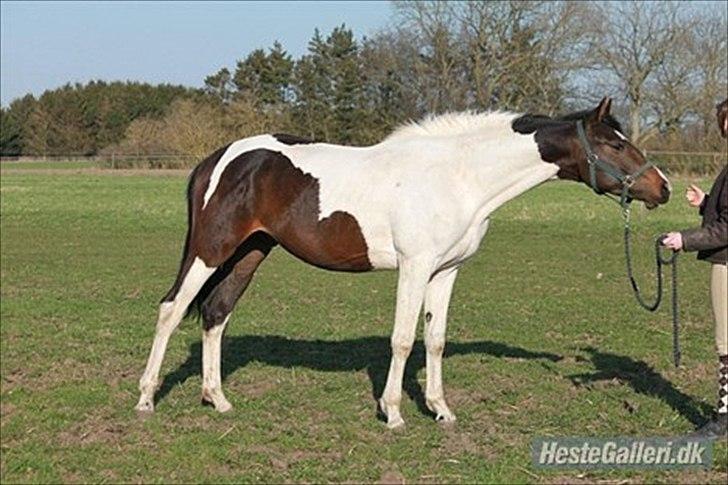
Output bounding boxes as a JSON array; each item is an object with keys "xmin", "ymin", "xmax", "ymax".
[{"xmin": 564, "ymin": 98, "xmax": 671, "ymax": 209}]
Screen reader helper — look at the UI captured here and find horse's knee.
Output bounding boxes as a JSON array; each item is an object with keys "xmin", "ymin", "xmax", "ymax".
[
  {"xmin": 201, "ymin": 299, "xmax": 229, "ymax": 331},
  {"xmin": 391, "ymin": 336, "xmax": 413, "ymax": 358},
  {"xmin": 155, "ymin": 301, "xmax": 177, "ymax": 332},
  {"xmin": 158, "ymin": 301, "xmax": 174, "ymax": 316},
  {"xmin": 425, "ymin": 331, "xmax": 445, "ymax": 355}
]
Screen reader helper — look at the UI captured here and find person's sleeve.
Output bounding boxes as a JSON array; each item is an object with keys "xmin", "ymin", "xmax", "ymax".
[
  {"xmin": 699, "ymin": 194, "xmax": 709, "ymax": 216},
  {"xmin": 681, "ymin": 195, "xmax": 727, "ymax": 252}
]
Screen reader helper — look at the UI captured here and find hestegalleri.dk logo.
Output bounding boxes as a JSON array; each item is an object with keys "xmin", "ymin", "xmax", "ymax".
[{"xmin": 532, "ymin": 437, "xmax": 713, "ymax": 469}]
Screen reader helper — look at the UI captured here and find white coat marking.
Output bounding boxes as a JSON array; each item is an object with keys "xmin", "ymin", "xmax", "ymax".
[
  {"xmin": 654, "ymin": 166, "xmax": 671, "ymax": 192},
  {"xmin": 202, "ymin": 112, "xmax": 558, "ymax": 270},
  {"xmin": 613, "ymin": 128, "xmax": 670, "ymax": 191},
  {"xmin": 136, "ymin": 257, "xmax": 216, "ymax": 412}
]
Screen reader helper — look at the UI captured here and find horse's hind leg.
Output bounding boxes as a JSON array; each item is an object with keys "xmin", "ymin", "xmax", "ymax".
[
  {"xmin": 136, "ymin": 256, "xmax": 216, "ymax": 412},
  {"xmin": 200, "ymin": 232, "xmax": 276, "ymax": 412}
]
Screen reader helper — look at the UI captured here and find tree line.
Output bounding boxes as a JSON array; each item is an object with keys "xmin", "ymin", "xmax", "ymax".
[
  {"xmin": 1, "ymin": 1, "xmax": 726, "ymax": 159},
  {"xmin": 0, "ymin": 81, "xmax": 195, "ymax": 156}
]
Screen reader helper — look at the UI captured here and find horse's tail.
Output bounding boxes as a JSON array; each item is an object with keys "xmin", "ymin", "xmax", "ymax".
[
  {"xmin": 159, "ymin": 146, "xmax": 230, "ymax": 318},
  {"xmin": 159, "ymin": 162, "xmax": 203, "ymax": 308}
]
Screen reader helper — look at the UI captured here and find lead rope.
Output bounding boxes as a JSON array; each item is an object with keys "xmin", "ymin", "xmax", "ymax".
[
  {"xmin": 576, "ymin": 120, "xmax": 679, "ymax": 366},
  {"xmin": 622, "ymin": 205, "xmax": 681, "ymax": 367}
]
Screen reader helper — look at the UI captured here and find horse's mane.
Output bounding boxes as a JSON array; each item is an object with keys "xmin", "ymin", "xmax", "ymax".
[
  {"xmin": 559, "ymin": 109, "xmax": 624, "ymax": 132},
  {"xmin": 386, "ymin": 111, "xmax": 519, "ymax": 141},
  {"xmin": 387, "ymin": 109, "xmax": 625, "ymax": 141},
  {"xmin": 512, "ymin": 110, "xmax": 624, "ymax": 135}
]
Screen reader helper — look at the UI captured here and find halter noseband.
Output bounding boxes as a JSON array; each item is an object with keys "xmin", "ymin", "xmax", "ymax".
[{"xmin": 576, "ymin": 119, "xmax": 654, "ymax": 206}]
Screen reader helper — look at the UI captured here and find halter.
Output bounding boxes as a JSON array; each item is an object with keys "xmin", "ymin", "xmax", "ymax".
[
  {"xmin": 575, "ymin": 119, "xmax": 655, "ymax": 208},
  {"xmin": 576, "ymin": 119, "xmax": 681, "ymax": 367}
]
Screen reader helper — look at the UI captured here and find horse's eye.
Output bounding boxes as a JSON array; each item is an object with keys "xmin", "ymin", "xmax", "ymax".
[{"xmin": 608, "ymin": 142, "xmax": 625, "ymax": 151}]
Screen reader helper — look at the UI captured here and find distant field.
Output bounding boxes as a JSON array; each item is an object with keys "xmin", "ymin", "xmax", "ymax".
[
  {"xmin": 1, "ymin": 166, "xmax": 726, "ymax": 483},
  {"xmin": 0, "ymin": 160, "xmax": 98, "ymax": 170}
]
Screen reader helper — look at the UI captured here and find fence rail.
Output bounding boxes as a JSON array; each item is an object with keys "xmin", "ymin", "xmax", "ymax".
[
  {"xmin": 0, "ymin": 154, "xmax": 198, "ymax": 169},
  {"xmin": 643, "ymin": 150, "xmax": 726, "ymax": 176},
  {"xmin": 2, "ymin": 150, "xmax": 726, "ymax": 174}
]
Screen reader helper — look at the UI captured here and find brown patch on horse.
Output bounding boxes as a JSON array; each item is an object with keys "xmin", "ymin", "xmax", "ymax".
[
  {"xmin": 511, "ymin": 108, "xmax": 626, "ymax": 183},
  {"xmin": 196, "ymin": 231, "xmax": 277, "ymax": 329},
  {"xmin": 161, "ymin": 144, "xmax": 230, "ymax": 303},
  {"xmin": 193, "ymin": 149, "xmax": 372, "ymax": 271},
  {"xmin": 511, "ymin": 115, "xmax": 583, "ymax": 181},
  {"xmin": 273, "ymin": 133, "xmax": 316, "ymax": 145},
  {"xmin": 511, "ymin": 103, "xmax": 669, "ymax": 205}
]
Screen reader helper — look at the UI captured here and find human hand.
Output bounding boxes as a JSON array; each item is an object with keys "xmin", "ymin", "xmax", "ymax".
[
  {"xmin": 661, "ymin": 232, "xmax": 683, "ymax": 251},
  {"xmin": 685, "ymin": 184, "xmax": 705, "ymax": 208}
]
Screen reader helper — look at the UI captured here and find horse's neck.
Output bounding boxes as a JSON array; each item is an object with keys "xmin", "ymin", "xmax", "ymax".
[{"xmin": 454, "ymin": 132, "xmax": 560, "ymax": 218}]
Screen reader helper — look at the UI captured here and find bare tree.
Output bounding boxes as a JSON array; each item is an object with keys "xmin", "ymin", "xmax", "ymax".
[
  {"xmin": 393, "ymin": 1, "xmax": 468, "ymax": 113},
  {"xmin": 391, "ymin": 1, "xmax": 592, "ymax": 114},
  {"xmin": 453, "ymin": 0, "xmax": 590, "ymax": 113},
  {"xmin": 582, "ymin": 1, "xmax": 728, "ymax": 145},
  {"xmin": 688, "ymin": 14, "xmax": 728, "ymax": 143},
  {"xmin": 105, "ymin": 97, "xmax": 274, "ymax": 160}
]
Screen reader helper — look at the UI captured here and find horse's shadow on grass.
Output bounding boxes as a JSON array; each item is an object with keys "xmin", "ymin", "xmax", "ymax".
[
  {"xmin": 157, "ymin": 338, "xmax": 710, "ymax": 425},
  {"xmin": 156, "ymin": 336, "xmax": 561, "ymax": 418},
  {"xmin": 569, "ymin": 346, "xmax": 712, "ymax": 426}
]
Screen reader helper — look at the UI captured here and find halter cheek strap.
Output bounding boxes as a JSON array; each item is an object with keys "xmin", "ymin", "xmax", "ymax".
[{"xmin": 576, "ymin": 120, "xmax": 654, "ymax": 207}]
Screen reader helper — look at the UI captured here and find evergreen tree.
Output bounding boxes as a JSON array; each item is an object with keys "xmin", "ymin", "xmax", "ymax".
[
  {"xmin": 3, "ymin": 81, "xmax": 195, "ymax": 155},
  {"xmin": 23, "ymin": 104, "xmax": 51, "ymax": 156},
  {"xmin": 292, "ymin": 25, "xmax": 369, "ymax": 143},
  {"xmin": 327, "ymin": 26, "xmax": 367, "ymax": 143},
  {"xmin": 233, "ymin": 41, "xmax": 293, "ymax": 107},
  {"xmin": 204, "ymin": 68, "xmax": 233, "ymax": 104},
  {"xmin": 292, "ymin": 29, "xmax": 334, "ymax": 140},
  {"xmin": 0, "ymin": 108, "xmax": 22, "ymax": 156}
]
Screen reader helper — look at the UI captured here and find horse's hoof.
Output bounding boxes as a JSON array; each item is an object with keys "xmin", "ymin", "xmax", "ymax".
[
  {"xmin": 202, "ymin": 390, "xmax": 233, "ymax": 413},
  {"xmin": 386, "ymin": 416, "xmax": 406, "ymax": 430},
  {"xmin": 135, "ymin": 404, "xmax": 154, "ymax": 417},
  {"xmin": 378, "ymin": 398, "xmax": 405, "ymax": 430},
  {"xmin": 435, "ymin": 410, "xmax": 456, "ymax": 422},
  {"xmin": 135, "ymin": 398, "xmax": 154, "ymax": 414},
  {"xmin": 427, "ymin": 397, "xmax": 456, "ymax": 425},
  {"xmin": 215, "ymin": 400, "xmax": 233, "ymax": 413},
  {"xmin": 436, "ymin": 413, "xmax": 457, "ymax": 427}
]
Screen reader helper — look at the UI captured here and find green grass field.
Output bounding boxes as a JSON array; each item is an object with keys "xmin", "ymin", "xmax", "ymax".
[
  {"xmin": 1, "ymin": 165, "xmax": 726, "ymax": 483},
  {"xmin": 0, "ymin": 160, "xmax": 98, "ymax": 171}
]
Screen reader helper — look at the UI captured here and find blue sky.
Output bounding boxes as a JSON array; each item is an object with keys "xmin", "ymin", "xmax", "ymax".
[{"xmin": 0, "ymin": 1, "xmax": 394, "ymax": 106}]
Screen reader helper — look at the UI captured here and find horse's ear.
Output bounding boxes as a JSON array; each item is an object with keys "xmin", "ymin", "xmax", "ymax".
[{"xmin": 591, "ymin": 97, "xmax": 612, "ymax": 123}]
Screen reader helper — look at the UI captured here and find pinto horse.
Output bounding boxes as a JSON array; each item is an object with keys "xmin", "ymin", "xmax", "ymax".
[{"xmin": 136, "ymin": 97, "xmax": 671, "ymax": 428}]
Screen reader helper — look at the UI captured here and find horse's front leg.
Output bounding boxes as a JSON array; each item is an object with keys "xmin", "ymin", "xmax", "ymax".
[
  {"xmin": 423, "ymin": 267, "xmax": 459, "ymax": 423},
  {"xmin": 379, "ymin": 257, "xmax": 432, "ymax": 429}
]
